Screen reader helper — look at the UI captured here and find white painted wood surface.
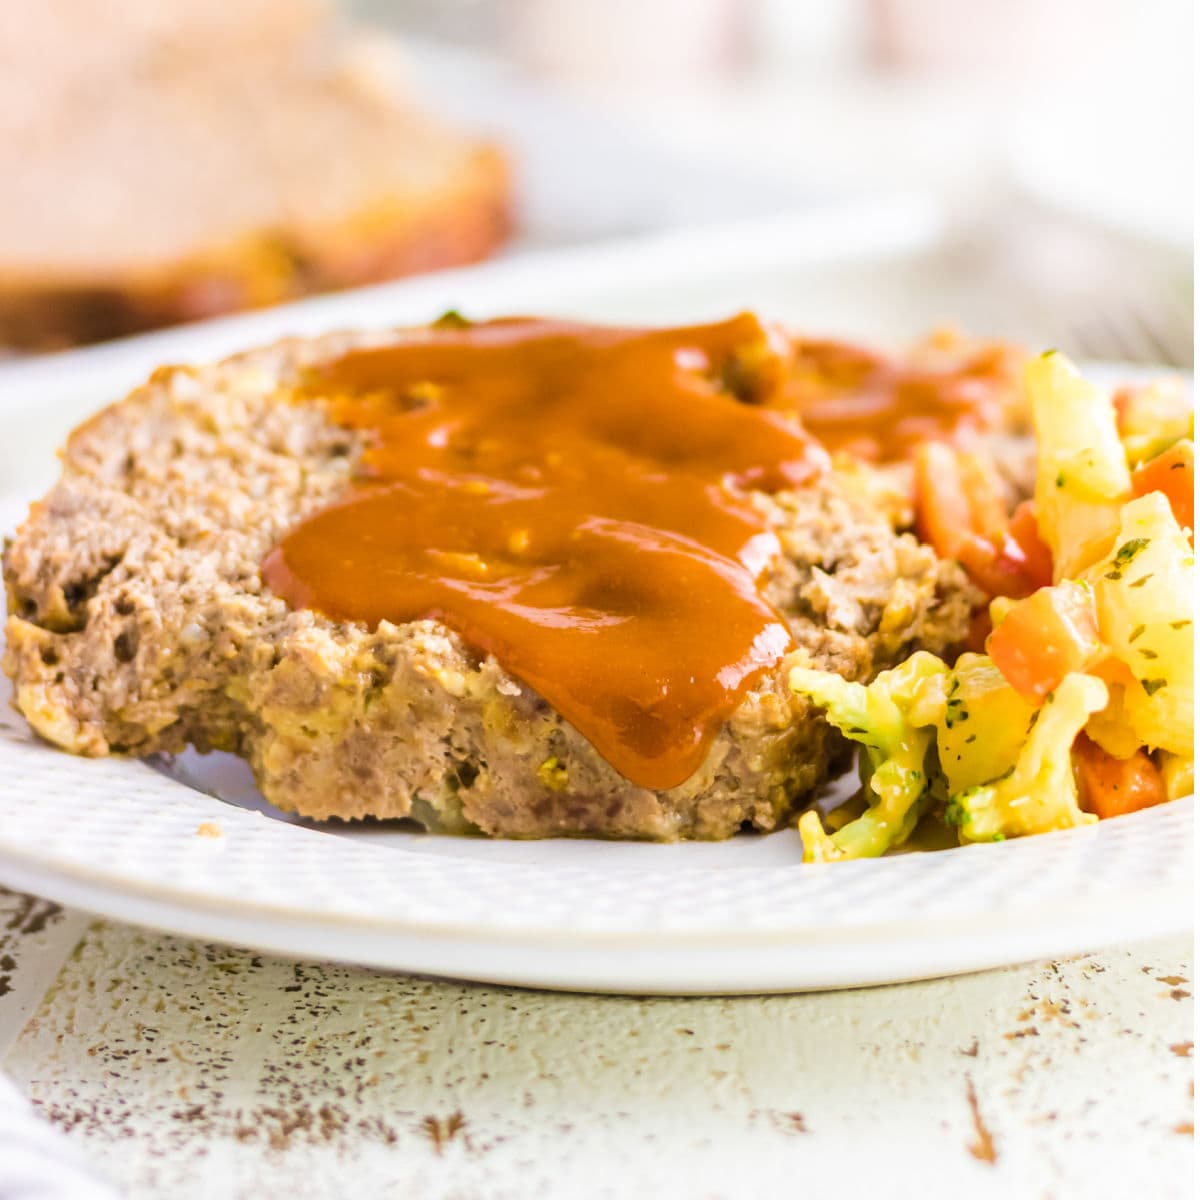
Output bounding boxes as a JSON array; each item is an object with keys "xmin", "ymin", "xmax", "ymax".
[{"xmin": 0, "ymin": 890, "xmax": 1192, "ymax": 1199}]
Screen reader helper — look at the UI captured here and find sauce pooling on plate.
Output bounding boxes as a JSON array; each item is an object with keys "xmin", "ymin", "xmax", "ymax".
[{"xmin": 263, "ymin": 314, "xmax": 826, "ymax": 790}]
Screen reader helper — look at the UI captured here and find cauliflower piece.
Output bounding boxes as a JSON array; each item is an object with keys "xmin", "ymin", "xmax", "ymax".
[
  {"xmin": 791, "ymin": 652, "xmax": 947, "ymax": 862},
  {"xmin": 946, "ymin": 673, "xmax": 1107, "ymax": 842}
]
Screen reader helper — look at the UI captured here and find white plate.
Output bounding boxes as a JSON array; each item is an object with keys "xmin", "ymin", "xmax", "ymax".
[
  {"xmin": 0, "ymin": 673, "xmax": 1190, "ymax": 994},
  {"xmin": 0, "ymin": 219, "xmax": 1192, "ymax": 994}
]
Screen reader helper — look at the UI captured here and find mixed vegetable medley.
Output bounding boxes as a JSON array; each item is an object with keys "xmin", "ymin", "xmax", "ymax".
[{"xmin": 794, "ymin": 352, "xmax": 1194, "ymax": 861}]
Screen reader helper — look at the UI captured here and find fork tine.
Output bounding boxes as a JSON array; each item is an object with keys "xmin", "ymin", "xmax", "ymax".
[{"xmin": 1134, "ymin": 289, "xmax": 1194, "ymax": 368}]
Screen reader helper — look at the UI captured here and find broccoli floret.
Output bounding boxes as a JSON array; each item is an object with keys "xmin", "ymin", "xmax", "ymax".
[
  {"xmin": 791, "ymin": 652, "xmax": 948, "ymax": 862},
  {"xmin": 946, "ymin": 673, "xmax": 1107, "ymax": 842}
]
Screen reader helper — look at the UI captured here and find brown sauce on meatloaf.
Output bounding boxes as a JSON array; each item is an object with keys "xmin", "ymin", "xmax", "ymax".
[
  {"xmin": 784, "ymin": 337, "xmax": 1015, "ymax": 461},
  {"xmin": 263, "ymin": 313, "xmax": 828, "ymax": 790}
]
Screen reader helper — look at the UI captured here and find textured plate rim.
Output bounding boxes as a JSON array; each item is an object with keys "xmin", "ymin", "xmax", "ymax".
[
  {"xmin": 0, "ymin": 695, "xmax": 1192, "ymax": 994},
  {"xmin": 0, "ymin": 819, "xmax": 1190, "ymax": 996}
]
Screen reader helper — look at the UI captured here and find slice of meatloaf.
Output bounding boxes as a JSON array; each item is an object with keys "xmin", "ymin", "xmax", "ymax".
[
  {"xmin": 2, "ymin": 334, "xmax": 975, "ymax": 840},
  {"xmin": 0, "ymin": 6, "xmax": 509, "ymax": 349}
]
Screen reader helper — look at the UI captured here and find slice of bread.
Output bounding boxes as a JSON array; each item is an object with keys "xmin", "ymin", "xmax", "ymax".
[{"xmin": 0, "ymin": 5, "xmax": 510, "ymax": 348}]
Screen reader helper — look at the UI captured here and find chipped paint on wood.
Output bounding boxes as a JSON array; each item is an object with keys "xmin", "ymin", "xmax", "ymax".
[
  {"xmin": 0, "ymin": 911, "xmax": 1193, "ymax": 1198},
  {"xmin": 965, "ymin": 1079, "xmax": 997, "ymax": 1164}
]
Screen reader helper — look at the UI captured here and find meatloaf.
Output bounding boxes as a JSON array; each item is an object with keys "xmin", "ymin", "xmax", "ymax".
[
  {"xmin": 2, "ymin": 333, "xmax": 975, "ymax": 839},
  {"xmin": 0, "ymin": 3, "xmax": 509, "ymax": 349}
]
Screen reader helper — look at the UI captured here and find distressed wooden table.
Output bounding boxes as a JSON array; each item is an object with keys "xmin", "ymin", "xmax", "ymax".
[{"xmin": 0, "ymin": 888, "xmax": 1192, "ymax": 1199}]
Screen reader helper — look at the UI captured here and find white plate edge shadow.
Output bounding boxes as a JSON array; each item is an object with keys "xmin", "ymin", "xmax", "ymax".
[{"xmin": 0, "ymin": 847, "xmax": 1190, "ymax": 996}]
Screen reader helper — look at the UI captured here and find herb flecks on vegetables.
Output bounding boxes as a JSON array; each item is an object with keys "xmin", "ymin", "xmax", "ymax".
[{"xmin": 791, "ymin": 653, "xmax": 947, "ymax": 863}]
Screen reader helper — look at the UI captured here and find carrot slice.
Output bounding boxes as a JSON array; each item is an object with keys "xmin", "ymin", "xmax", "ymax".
[
  {"xmin": 1132, "ymin": 440, "xmax": 1193, "ymax": 543},
  {"xmin": 913, "ymin": 442, "xmax": 974, "ymax": 550},
  {"xmin": 986, "ymin": 583, "xmax": 1102, "ymax": 703},
  {"xmin": 954, "ymin": 533, "xmax": 1039, "ymax": 599},
  {"xmin": 956, "ymin": 449, "xmax": 1010, "ymax": 537},
  {"xmin": 1074, "ymin": 735, "xmax": 1168, "ymax": 819},
  {"xmin": 1006, "ymin": 499, "xmax": 1054, "ymax": 589},
  {"xmin": 914, "ymin": 444, "xmax": 1048, "ymax": 598}
]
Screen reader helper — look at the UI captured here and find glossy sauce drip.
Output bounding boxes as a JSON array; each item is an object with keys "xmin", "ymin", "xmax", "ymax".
[
  {"xmin": 783, "ymin": 338, "xmax": 1014, "ymax": 462},
  {"xmin": 263, "ymin": 314, "xmax": 827, "ymax": 790}
]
